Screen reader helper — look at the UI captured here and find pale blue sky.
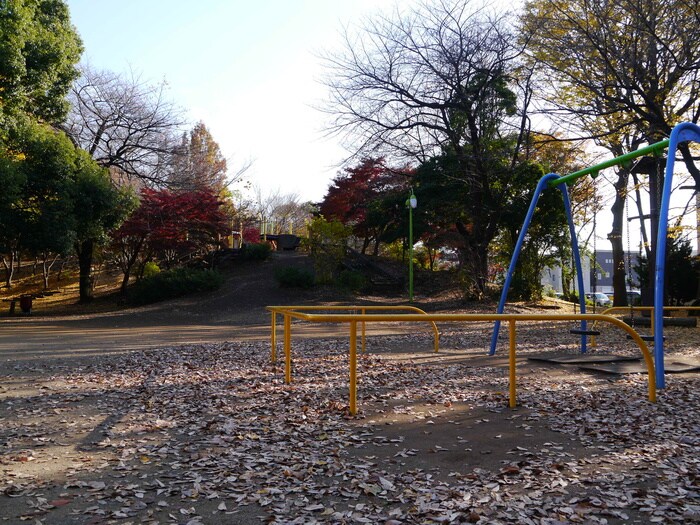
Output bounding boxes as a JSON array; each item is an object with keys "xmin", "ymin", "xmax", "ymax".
[
  {"xmin": 63, "ymin": 1, "xmax": 697, "ymax": 253},
  {"xmin": 66, "ymin": 1, "xmax": 400, "ymax": 202}
]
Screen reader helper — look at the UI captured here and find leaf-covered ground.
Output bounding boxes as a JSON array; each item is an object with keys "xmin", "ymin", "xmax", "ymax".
[{"xmin": 1, "ymin": 320, "xmax": 699, "ymax": 524}]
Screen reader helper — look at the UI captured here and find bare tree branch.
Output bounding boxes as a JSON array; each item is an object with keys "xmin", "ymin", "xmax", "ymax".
[{"xmin": 62, "ymin": 65, "xmax": 186, "ymax": 186}]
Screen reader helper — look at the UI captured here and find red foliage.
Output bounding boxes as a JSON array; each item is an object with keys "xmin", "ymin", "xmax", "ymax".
[
  {"xmin": 319, "ymin": 158, "xmax": 386, "ymax": 224},
  {"xmin": 243, "ymin": 226, "xmax": 260, "ymax": 244},
  {"xmin": 114, "ymin": 187, "xmax": 230, "ymax": 257},
  {"xmin": 318, "ymin": 158, "xmax": 413, "ymax": 252}
]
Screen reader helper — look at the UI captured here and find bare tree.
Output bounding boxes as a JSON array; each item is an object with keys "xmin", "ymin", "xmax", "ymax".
[
  {"xmin": 62, "ymin": 65, "xmax": 185, "ymax": 186},
  {"xmin": 321, "ymin": 0, "xmax": 531, "ymax": 297},
  {"xmin": 251, "ymin": 186, "xmax": 312, "ymax": 236},
  {"xmin": 323, "ymin": 1, "xmax": 523, "ymax": 161}
]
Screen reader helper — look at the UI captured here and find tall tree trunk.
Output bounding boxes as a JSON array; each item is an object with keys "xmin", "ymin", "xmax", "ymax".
[
  {"xmin": 609, "ymin": 171, "xmax": 629, "ymax": 307},
  {"xmin": 41, "ymin": 252, "xmax": 60, "ymax": 290},
  {"xmin": 118, "ymin": 238, "xmax": 144, "ymax": 295},
  {"xmin": 456, "ymin": 222, "xmax": 490, "ymax": 300},
  {"xmin": 120, "ymin": 272, "xmax": 131, "ymax": 294},
  {"xmin": 361, "ymin": 237, "xmax": 371, "ymax": 255},
  {"xmin": 2, "ymin": 251, "xmax": 17, "ymax": 288},
  {"xmin": 57, "ymin": 257, "xmax": 69, "ymax": 282},
  {"xmin": 427, "ymin": 246, "xmax": 436, "ymax": 271},
  {"xmin": 76, "ymin": 239, "xmax": 95, "ymax": 303}
]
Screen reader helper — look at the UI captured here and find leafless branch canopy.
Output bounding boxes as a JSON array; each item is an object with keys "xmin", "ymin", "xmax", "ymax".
[
  {"xmin": 62, "ymin": 65, "xmax": 186, "ymax": 186},
  {"xmin": 320, "ymin": 0, "xmax": 523, "ymax": 164}
]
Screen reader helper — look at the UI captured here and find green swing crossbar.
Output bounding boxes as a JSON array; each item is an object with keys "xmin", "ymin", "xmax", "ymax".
[{"xmin": 548, "ymin": 139, "xmax": 670, "ymax": 188}]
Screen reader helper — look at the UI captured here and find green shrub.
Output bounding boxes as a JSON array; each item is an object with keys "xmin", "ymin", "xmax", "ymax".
[
  {"xmin": 142, "ymin": 261, "xmax": 161, "ymax": 279},
  {"xmin": 242, "ymin": 242, "xmax": 271, "ymax": 261},
  {"xmin": 337, "ymin": 269, "xmax": 367, "ymax": 292},
  {"xmin": 305, "ymin": 216, "xmax": 350, "ymax": 283},
  {"xmin": 274, "ymin": 266, "xmax": 315, "ymax": 289},
  {"xmin": 129, "ymin": 267, "xmax": 224, "ymax": 305}
]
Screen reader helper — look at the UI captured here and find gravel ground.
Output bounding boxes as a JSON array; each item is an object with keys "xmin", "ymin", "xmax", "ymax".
[{"xmin": 1, "ymin": 314, "xmax": 699, "ymax": 524}]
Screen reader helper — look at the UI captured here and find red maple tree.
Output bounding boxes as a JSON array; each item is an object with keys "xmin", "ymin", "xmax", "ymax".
[
  {"xmin": 111, "ymin": 188, "xmax": 229, "ymax": 292},
  {"xmin": 319, "ymin": 158, "xmax": 411, "ymax": 254}
]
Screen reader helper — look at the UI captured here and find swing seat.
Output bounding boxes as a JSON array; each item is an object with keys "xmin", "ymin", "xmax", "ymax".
[
  {"xmin": 569, "ymin": 328, "xmax": 601, "ymax": 336},
  {"xmin": 626, "ymin": 334, "xmax": 665, "ymax": 342}
]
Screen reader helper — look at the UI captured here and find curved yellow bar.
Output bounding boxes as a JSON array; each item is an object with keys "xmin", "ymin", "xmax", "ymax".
[
  {"xmin": 267, "ymin": 305, "xmax": 441, "ymax": 358},
  {"xmin": 590, "ymin": 305, "xmax": 700, "ymax": 347}
]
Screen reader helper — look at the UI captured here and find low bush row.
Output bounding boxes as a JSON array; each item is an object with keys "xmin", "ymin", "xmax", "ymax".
[{"xmin": 129, "ymin": 267, "xmax": 224, "ymax": 305}]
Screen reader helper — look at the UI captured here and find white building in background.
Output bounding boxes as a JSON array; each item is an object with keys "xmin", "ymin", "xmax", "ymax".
[
  {"xmin": 541, "ymin": 250, "xmax": 642, "ymax": 295},
  {"xmin": 540, "ymin": 256, "xmax": 592, "ymax": 294}
]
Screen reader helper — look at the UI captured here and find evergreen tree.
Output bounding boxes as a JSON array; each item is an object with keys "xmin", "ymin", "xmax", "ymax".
[{"xmin": 0, "ymin": 0, "xmax": 82, "ymax": 125}]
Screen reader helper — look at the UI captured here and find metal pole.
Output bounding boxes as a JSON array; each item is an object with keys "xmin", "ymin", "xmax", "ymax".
[
  {"xmin": 284, "ymin": 314, "xmax": 291, "ymax": 384},
  {"xmin": 349, "ymin": 320, "xmax": 357, "ymax": 415},
  {"xmin": 270, "ymin": 312, "xmax": 276, "ymax": 362},
  {"xmin": 407, "ymin": 190, "xmax": 417, "ymax": 302},
  {"xmin": 409, "ymin": 202, "xmax": 414, "ymax": 302},
  {"xmin": 654, "ymin": 122, "xmax": 700, "ymax": 388},
  {"xmin": 361, "ymin": 308, "xmax": 366, "ymax": 354},
  {"xmin": 509, "ymin": 319, "xmax": 517, "ymax": 408}
]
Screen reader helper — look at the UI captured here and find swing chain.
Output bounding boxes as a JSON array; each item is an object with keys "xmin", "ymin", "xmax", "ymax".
[
  {"xmin": 592, "ymin": 209, "xmax": 597, "ymax": 314},
  {"xmin": 625, "ymin": 182, "xmax": 635, "ymax": 325}
]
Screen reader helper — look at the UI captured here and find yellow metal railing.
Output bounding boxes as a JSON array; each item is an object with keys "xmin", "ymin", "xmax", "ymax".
[
  {"xmin": 266, "ymin": 308, "xmax": 657, "ymax": 415},
  {"xmin": 267, "ymin": 305, "xmax": 441, "ymax": 362},
  {"xmin": 590, "ymin": 306, "xmax": 700, "ymax": 347}
]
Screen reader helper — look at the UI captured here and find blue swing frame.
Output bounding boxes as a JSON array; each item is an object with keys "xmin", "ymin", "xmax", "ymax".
[{"xmin": 490, "ymin": 121, "xmax": 700, "ymax": 389}]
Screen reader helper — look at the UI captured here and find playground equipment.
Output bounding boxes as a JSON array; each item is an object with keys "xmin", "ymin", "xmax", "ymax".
[
  {"xmin": 589, "ymin": 306, "xmax": 700, "ymax": 348},
  {"xmin": 267, "ymin": 306, "xmax": 656, "ymax": 415},
  {"xmin": 267, "ymin": 305, "xmax": 441, "ymax": 362},
  {"xmin": 490, "ymin": 121, "xmax": 700, "ymax": 389}
]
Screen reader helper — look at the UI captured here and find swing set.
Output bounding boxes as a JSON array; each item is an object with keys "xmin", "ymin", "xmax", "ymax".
[{"xmin": 490, "ymin": 121, "xmax": 700, "ymax": 389}]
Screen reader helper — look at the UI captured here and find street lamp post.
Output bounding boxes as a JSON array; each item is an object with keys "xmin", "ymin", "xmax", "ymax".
[{"xmin": 406, "ymin": 190, "xmax": 417, "ymax": 302}]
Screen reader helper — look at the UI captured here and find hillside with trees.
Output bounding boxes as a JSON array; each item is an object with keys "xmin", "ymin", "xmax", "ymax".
[
  {"xmin": 319, "ymin": 0, "xmax": 700, "ymax": 303},
  {"xmin": 0, "ymin": 0, "xmax": 254, "ymax": 305},
  {"xmin": 2, "ymin": 0, "xmax": 699, "ymax": 309}
]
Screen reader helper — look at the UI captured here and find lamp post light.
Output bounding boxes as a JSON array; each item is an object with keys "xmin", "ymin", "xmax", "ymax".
[{"xmin": 406, "ymin": 190, "xmax": 417, "ymax": 302}]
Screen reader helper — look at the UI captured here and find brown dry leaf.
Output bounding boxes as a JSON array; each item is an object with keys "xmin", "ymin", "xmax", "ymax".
[{"xmin": 2, "ymin": 323, "xmax": 699, "ymax": 524}]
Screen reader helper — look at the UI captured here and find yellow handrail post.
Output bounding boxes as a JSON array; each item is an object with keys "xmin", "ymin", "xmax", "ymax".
[
  {"xmin": 284, "ymin": 314, "xmax": 292, "ymax": 384},
  {"xmin": 508, "ymin": 319, "xmax": 517, "ymax": 408},
  {"xmin": 349, "ymin": 320, "xmax": 358, "ymax": 416},
  {"xmin": 271, "ymin": 311, "xmax": 277, "ymax": 362},
  {"xmin": 361, "ymin": 308, "xmax": 366, "ymax": 354}
]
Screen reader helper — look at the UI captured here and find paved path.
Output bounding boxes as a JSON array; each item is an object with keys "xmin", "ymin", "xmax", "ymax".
[{"xmin": 0, "ymin": 312, "xmax": 426, "ymax": 368}]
